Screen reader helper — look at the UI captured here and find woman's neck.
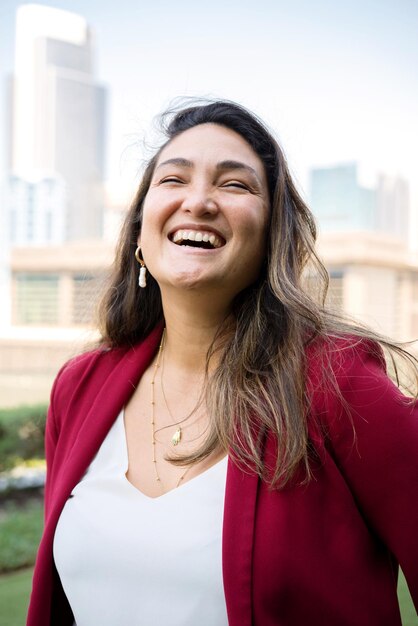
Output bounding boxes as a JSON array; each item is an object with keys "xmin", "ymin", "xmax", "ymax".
[{"xmin": 161, "ymin": 293, "xmax": 232, "ymax": 375}]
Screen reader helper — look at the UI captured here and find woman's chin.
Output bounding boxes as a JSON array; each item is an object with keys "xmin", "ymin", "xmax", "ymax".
[{"xmin": 159, "ymin": 269, "xmax": 225, "ymax": 293}]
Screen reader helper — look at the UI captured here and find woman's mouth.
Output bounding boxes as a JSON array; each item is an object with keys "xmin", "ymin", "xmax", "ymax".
[{"xmin": 169, "ymin": 229, "xmax": 226, "ymax": 249}]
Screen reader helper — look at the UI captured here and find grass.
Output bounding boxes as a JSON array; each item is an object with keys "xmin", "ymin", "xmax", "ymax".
[
  {"xmin": 399, "ymin": 569, "xmax": 418, "ymax": 625},
  {"xmin": 0, "ymin": 500, "xmax": 43, "ymax": 573},
  {"xmin": 0, "ymin": 568, "xmax": 33, "ymax": 626}
]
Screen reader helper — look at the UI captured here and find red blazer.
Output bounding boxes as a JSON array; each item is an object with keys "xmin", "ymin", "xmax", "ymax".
[{"xmin": 27, "ymin": 326, "xmax": 418, "ymax": 625}]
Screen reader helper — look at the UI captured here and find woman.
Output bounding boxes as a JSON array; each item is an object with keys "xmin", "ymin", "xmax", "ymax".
[{"xmin": 28, "ymin": 100, "xmax": 418, "ymax": 625}]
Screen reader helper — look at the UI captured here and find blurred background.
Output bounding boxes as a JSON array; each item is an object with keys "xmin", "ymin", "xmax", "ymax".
[
  {"xmin": 0, "ymin": 0, "xmax": 417, "ymax": 408},
  {"xmin": 0, "ymin": 2, "xmax": 417, "ymax": 622}
]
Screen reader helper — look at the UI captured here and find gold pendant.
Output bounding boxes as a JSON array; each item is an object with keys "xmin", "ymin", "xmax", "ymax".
[{"xmin": 172, "ymin": 427, "xmax": 181, "ymax": 446}]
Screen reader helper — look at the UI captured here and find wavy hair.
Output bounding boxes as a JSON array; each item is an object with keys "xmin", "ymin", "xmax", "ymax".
[{"xmin": 98, "ymin": 100, "xmax": 417, "ymax": 487}]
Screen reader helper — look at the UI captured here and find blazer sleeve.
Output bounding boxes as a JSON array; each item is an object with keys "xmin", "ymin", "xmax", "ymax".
[
  {"xmin": 317, "ymin": 339, "xmax": 418, "ymax": 610},
  {"xmin": 43, "ymin": 351, "xmax": 93, "ymax": 515},
  {"xmin": 43, "ymin": 362, "xmax": 67, "ymax": 518}
]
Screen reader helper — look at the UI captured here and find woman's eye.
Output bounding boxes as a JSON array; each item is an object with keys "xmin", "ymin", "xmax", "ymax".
[
  {"xmin": 223, "ymin": 181, "xmax": 249, "ymax": 190},
  {"xmin": 160, "ymin": 177, "xmax": 183, "ymax": 184}
]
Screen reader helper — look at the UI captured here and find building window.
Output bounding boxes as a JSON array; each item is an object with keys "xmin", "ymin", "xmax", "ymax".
[
  {"xmin": 72, "ymin": 274, "xmax": 103, "ymax": 325},
  {"xmin": 15, "ymin": 274, "xmax": 59, "ymax": 325},
  {"xmin": 46, "ymin": 212, "xmax": 52, "ymax": 241},
  {"xmin": 412, "ymin": 277, "xmax": 418, "ymax": 302},
  {"xmin": 410, "ymin": 312, "xmax": 418, "ymax": 339},
  {"xmin": 9, "ymin": 210, "xmax": 17, "ymax": 242},
  {"xmin": 327, "ymin": 271, "xmax": 344, "ymax": 310}
]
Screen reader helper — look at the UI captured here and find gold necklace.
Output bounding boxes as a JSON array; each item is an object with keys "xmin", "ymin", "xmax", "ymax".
[
  {"xmin": 159, "ymin": 336, "xmax": 203, "ymax": 446},
  {"xmin": 151, "ymin": 330, "xmax": 192, "ymax": 489}
]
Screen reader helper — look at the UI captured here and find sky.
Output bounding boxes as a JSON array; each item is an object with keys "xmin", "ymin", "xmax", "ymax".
[{"xmin": 1, "ymin": 0, "xmax": 418, "ymax": 227}]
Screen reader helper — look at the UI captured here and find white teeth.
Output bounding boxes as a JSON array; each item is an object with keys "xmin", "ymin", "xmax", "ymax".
[{"xmin": 171, "ymin": 229, "xmax": 224, "ymax": 248}]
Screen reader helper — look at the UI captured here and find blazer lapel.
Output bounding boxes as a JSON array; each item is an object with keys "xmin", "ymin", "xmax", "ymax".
[
  {"xmin": 68, "ymin": 326, "xmax": 161, "ymax": 465},
  {"xmin": 49, "ymin": 326, "xmax": 163, "ymax": 529},
  {"xmin": 223, "ymin": 457, "xmax": 259, "ymax": 626}
]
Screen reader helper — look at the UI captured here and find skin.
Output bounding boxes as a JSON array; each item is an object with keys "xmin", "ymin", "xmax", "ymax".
[{"xmin": 124, "ymin": 123, "xmax": 270, "ymax": 497}]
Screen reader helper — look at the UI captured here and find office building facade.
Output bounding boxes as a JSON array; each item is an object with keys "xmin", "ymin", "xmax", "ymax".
[
  {"xmin": 310, "ymin": 163, "xmax": 410, "ymax": 244},
  {"xmin": 11, "ymin": 4, "xmax": 106, "ymax": 241},
  {"xmin": 2, "ymin": 173, "xmax": 66, "ymax": 246}
]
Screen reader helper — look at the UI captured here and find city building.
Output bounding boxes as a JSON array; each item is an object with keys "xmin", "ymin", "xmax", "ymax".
[
  {"xmin": 0, "ymin": 240, "xmax": 113, "ymax": 406},
  {"xmin": 376, "ymin": 174, "xmax": 410, "ymax": 243},
  {"xmin": 10, "ymin": 240, "xmax": 113, "ymax": 327},
  {"xmin": 310, "ymin": 163, "xmax": 375, "ymax": 233},
  {"xmin": 316, "ymin": 232, "xmax": 418, "ymax": 342},
  {"xmin": 2, "ymin": 173, "xmax": 66, "ymax": 246},
  {"xmin": 310, "ymin": 163, "xmax": 410, "ymax": 245},
  {"xmin": 9, "ymin": 3, "xmax": 107, "ymax": 241}
]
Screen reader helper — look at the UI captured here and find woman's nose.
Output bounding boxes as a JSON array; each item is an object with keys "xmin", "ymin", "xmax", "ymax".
[{"xmin": 180, "ymin": 186, "xmax": 219, "ymax": 216}]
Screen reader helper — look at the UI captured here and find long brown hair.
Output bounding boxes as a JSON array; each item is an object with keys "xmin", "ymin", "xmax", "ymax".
[{"xmin": 98, "ymin": 100, "xmax": 417, "ymax": 487}]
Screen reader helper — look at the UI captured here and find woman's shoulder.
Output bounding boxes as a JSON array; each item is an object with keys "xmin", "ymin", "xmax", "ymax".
[
  {"xmin": 304, "ymin": 332, "xmax": 396, "ymax": 429},
  {"xmin": 50, "ymin": 326, "xmax": 162, "ymax": 408},
  {"xmin": 53, "ymin": 344, "xmax": 127, "ymax": 389},
  {"xmin": 47, "ymin": 345, "xmax": 128, "ymax": 420},
  {"xmin": 304, "ymin": 331, "xmax": 417, "ymax": 444},
  {"xmin": 305, "ymin": 332, "xmax": 387, "ymax": 387}
]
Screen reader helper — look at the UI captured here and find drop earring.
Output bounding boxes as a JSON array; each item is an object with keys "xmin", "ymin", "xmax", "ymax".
[{"xmin": 135, "ymin": 246, "xmax": 147, "ymax": 288}]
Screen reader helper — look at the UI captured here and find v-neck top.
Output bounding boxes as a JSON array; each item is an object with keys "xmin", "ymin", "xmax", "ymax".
[{"xmin": 53, "ymin": 411, "xmax": 229, "ymax": 626}]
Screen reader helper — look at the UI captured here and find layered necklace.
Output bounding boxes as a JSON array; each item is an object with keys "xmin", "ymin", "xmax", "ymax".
[{"xmin": 150, "ymin": 330, "xmax": 202, "ymax": 489}]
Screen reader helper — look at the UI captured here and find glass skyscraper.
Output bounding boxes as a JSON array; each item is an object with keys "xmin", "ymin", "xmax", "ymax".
[
  {"xmin": 10, "ymin": 4, "xmax": 107, "ymax": 241},
  {"xmin": 310, "ymin": 163, "xmax": 409, "ymax": 244}
]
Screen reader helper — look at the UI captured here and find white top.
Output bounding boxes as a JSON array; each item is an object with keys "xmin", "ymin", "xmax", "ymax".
[{"xmin": 53, "ymin": 412, "xmax": 229, "ymax": 626}]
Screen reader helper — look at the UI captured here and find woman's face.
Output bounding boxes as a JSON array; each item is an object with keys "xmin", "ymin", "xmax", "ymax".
[{"xmin": 139, "ymin": 123, "xmax": 270, "ymax": 302}]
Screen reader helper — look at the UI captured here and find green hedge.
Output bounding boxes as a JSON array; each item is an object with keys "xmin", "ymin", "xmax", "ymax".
[
  {"xmin": 0, "ymin": 406, "xmax": 47, "ymax": 472},
  {"xmin": 0, "ymin": 500, "xmax": 43, "ymax": 573}
]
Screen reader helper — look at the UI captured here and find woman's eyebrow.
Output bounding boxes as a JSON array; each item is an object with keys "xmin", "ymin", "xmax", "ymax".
[
  {"xmin": 155, "ymin": 157, "xmax": 261, "ymax": 184},
  {"xmin": 156, "ymin": 157, "xmax": 193, "ymax": 170},
  {"xmin": 215, "ymin": 160, "xmax": 260, "ymax": 183}
]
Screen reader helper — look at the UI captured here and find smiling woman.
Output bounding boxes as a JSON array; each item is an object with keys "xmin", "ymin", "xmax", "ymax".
[
  {"xmin": 139, "ymin": 123, "xmax": 269, "ymax": 296},
  {"xmin": 27, "ymin": 100, "xmax": 418, "ymax": 626}
]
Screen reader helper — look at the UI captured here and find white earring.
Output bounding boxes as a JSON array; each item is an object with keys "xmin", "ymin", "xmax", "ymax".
[{"xmin": 135, "ymin": 246, "xmax": 147, "ymax": 288}]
